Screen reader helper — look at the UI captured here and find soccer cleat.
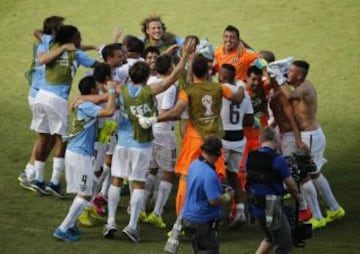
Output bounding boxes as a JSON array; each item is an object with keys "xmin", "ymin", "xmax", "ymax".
[
  {"xmin": 45, "ymin": 182, "xmax": 64, "ymax": 198},
  {"xmin": 325, "ymin": 207, "xmax": 345, "ymax": 223},
  {"xmin": 19, "ymin": 172, "xmax": 37, "ymax": 192},
  {"xmin": 87, "ymin": 206, "xmax": 106, "ymax": 221},
  {"xmin": 146, "ymin": 212, "xmax": 166, "ymax": 228},
  {"xmin": 68, "ymin": 224, "xmax": 82, "ymax": 235},
  {"xmin": 228, "ymin": 213, "xmax": 247, "ymax": 230},
  {"xmin": 122, "ymin": 225, "xmax": 141, "ymax": 243},
  {"xmin": 53, "ymin": 227, "xmax": 80, "ymax": 242},
  {"xmin": 138, "ymin": 211, "xmax": 148, "ymax": 223},
  {"xmin": 18, "ymin": 171, "xmax": 27, "ymax": 183},
  {"xmin": 93, "ymin": 194, "xmax": 108, "ymax": 216},
  {"xmin": 103, "ymin": 223, "xmax": 117, "ymax": 239},
  {"xmin": 31, "ymin": 180, "xmax": 50, "ymax": 195},
  {"xmin": 78, "ymin": 210, "xmax": 95, "ymax": 227},
  {"xmin": 309, "ymin": 217, "xmax": 327, "ymax": 230}
]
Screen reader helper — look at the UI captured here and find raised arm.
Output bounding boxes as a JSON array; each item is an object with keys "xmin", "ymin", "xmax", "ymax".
[
  {"xmin": 149, "ymin": 38, "xmax": 196, "ymax": 95},
  {"xmin": 98, "ymin": 81, "xmax": 118, "ymax": 117},
  {"xmin": 38, "ymin": 43, "xmax": 76, "ymax": 65}
]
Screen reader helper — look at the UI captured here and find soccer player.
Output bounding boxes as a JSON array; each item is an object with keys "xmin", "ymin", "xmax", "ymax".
[
  {"xmin": 101, "ymin": 38, "xmax": 196, "ymax": 243},
  {"xmin": 219, "ymin": 64, "xmax": 254, "ymax": 228},
  {"xmin": 53, "ymin": 75, "xmax": 117, "ymax": 241},
  {"xmin": 142, "ymin": 54, "xmax": 177, "ymax": 228},
  {"xmin": 276, "ymin": 60, "xmax": 345, "ymax": 229},
  {"xmin": 140, "ymin": 15, "xmax": 183, "ymax": 55},
  {"xmin": 30, "ymin": 25, "xmax": 99, "ymax": 196},
  {"xmin": 214, "ymin": 25, "xmax": 258, "ymax": 81},
  {"xmin": 19, "ymin": 16, "xmax": 65, "ymax": 191}
]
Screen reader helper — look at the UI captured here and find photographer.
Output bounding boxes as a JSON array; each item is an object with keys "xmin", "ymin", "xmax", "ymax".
[
  {"xmin": 246, "ymin": 127, "xmax": 310, "ymax": 254},
  {"xmin": 181, "ymin": 135, "xmax": 232, "ymax": 254}
]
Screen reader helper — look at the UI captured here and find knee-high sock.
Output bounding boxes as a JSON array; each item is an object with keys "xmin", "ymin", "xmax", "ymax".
[
  {"xmin": 128, "ymin": 189, "xmax": 144, "ymax": 230},
  {"xmin": 312, "ymin": 173, "xmax": 340, "ymax": 211},
  {"xmin": 51, "ymin": 157, "xmax": 64, "ymax": 185},
  {"xmin": 59, "ymin": 196, "xmax": 89, "ymax": 231},
  {"xmin": 154, "ymin": 181, "xmax": 172, "ymax": 216},
  {"xmin": 100, "ymin": 164, "xmax": 111, "ymax": 196},
  {"xmin": 143, "ymin": 174, "xmax": 156, "ymax": 210},
  {"xmin": 107, "ymin": 185, "xmax": 121, "ymax": 226},
  {"xmin": 34, "ymin": 160, "xmax": 45, "ymax": 182},
  {"xmin": 302, "ymin": 180, "xmax": 323, "ymax": 220}
]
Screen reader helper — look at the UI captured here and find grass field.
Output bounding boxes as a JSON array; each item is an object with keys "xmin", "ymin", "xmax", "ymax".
[{"xmin": 0, "ymin": 0, "xmax": 359, "ymax": 253}]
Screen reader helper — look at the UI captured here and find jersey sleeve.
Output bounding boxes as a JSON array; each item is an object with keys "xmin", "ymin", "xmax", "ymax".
[
  {"xmin": 79, "ymin": 102, "xmax": 102, "ymax": 118},
  {"xmin": 76, "ymin": 50, "xmax": 96, "ymax": 68},
  {"xmin": 243, "ymin": 94, "xmax": 254, "ymax": 114}
]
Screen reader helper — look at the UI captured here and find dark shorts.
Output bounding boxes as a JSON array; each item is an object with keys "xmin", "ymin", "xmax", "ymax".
[
  {"xmin": 256, "ymin": 213, "xmax": 293, "ymax": 254},
  {"xmin": 182, "ymin": 219, "xmax": 219, "ymax": 254}
]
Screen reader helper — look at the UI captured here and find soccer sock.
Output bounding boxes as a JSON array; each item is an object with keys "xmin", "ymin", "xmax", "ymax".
[
  {"xmin": 25, "ymin": 163, "xmax": 35, "ymax": 179},
  {"xmin": 50, "ymin": 157, "xmax": 64, "ymax": 185},
  {"xmin": 298, "ymin": 193, "xmax": 308, "ymax": 210},
  {"xmin": 312, "ymin": 174, "xmax": 340, "ymax": 211},
  {"xmin": 34, "ymin": 160, "xmax": 45, "ymax": 182},
  {"xmin": 143, "ymin": 174, "xmax": 156, "ymax": 211},
  {"xmin": 129, "ymin": 189, "xmax": 144, "ymax": 230},
  {"xmin": 59, "ymin": 196, "xmax": 88, "ymax": 231},
  {"xmin": 107, "ymin": 184, "xmax": 121, "ymax": 226},
  {"xmin": 154, "ymin": 180, "xmax": 172, "ymax": 216},
  {"xmin": 100, "ymin": 164, "xmax": 111, "ymax": 197},
  {"xmin": 236, "ymin": 203, "xmax": 245, "ymax": 217},
  {"xmin": 302, "ymin": 181, "xmax": 323, "ymax": 220}
]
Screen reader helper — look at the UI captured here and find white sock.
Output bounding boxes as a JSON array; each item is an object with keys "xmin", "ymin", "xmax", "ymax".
[
  {"xmin": 34, "ymin": 160, "xmax": 45, "ymax": 182},
  {"xmin": 236, "ymin": 203, "xmax": 245, "ymax": 216},
  {"xmin": 25, "ymin": 163, "xmax": 35, "ymax": 179},
  {"xmin": 50, "ymin": 157, "xmax": 64, "ymax": 185},
  {"xmin": 312, "ymin": 174, "xmax": 340, "ymax": 211},
  {"xmin": 143, "ymin": 174, "xmax": 156, "ymax": 210},
  {"xmin": 100, "ymin": 164, "xmax": 111, "ymax": 197},
  {"xmin": 59, "ymin": 196, "xmax": 88, "ymax": 231},
  {"xmin": 298, "ymin": 192, "xmax": 308, "ymax": 210},
  {"xmin": 154, "ymin": 181, "xmax": 172, "ymax": 216},
  {"xmin": 302, "ymin": 181, "xmax": 323, "ymax": 220},
  {"xmin": 128, "ymin": 189, "xmax": 144, "ymax": 231},
  {"xmin": 107, "ymin": 185, "xmax": 121, "ymax": 226}
]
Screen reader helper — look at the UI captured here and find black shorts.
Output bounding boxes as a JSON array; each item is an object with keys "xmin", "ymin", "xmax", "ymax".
[{"xmin": 256, "ymin": 214, "xmax": 293, "ymax": 254}]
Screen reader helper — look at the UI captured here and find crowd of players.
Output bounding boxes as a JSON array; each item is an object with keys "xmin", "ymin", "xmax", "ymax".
[{"xmin": 18, "ymin": 14, "xmax": 345, "ymax": 250}]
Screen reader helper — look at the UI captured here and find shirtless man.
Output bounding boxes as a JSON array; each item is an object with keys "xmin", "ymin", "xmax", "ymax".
[{"xmin": 279, "ymin": 60, "xmax": 345, "ymax": 229}]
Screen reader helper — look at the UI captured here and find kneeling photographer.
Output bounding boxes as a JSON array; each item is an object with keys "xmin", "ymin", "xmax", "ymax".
[{"xmin": 246, "ymin": 128, "xmax": 311, "ymax": 254}]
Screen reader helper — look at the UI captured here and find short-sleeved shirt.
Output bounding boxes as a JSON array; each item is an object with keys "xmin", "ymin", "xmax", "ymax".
[
  {"xmin": 246, "ymin": 146, "xmax": 291, "ymax": 215},
  {"xmin": 67, "ymin": 102, "xmax": 101, "ymax": 156},
  {"xmin": 214, "ymin": 46, "xmax": 258, "ymax": 81},
  {"xmin": 182, "ymin": 158, "xmax": 223, "ymax": 223}
]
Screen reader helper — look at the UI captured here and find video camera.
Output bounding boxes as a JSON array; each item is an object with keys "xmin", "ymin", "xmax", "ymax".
[{"xmin": 285, "ymin": 151, "xmax": 317, "ymax": 182}]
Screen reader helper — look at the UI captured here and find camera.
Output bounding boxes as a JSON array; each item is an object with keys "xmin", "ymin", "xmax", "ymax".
[{"xmin": 285, "ymin": 151, "xmax": 317, "ymax": 182}]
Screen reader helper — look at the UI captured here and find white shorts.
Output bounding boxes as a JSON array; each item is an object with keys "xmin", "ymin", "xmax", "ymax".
[
  {"xmin": 28, "ymin": 96, "xmax": 35, "ymax": 111},
  {"xmin": 301, "ymin": 127, "xmax": 327, "ymax": 173},
  {"xmin": 111, "ymin": 145, "xmax": 152, "ymax": 182},
  {"xmin": 65, "ymin": 150, "xmax": 95, "ymax": 196},
  {"xmin": 149, "ymin": 144, "xmax": 176, "ymax": 171},
  {"xmin": 31, "ymin": 90, "xmax": 68, "ymax": 135},
  {"xmin": 224, "ymin": 149, "xmax": 243, "ymax": 173},
  {"xmin": 280, "ymin": 132, "xmax": 297, "ymax": 156}
]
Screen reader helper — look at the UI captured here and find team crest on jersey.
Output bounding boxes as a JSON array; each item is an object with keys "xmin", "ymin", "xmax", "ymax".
[
  {"xmin": 202, "ymin": 94, "xmax": 214, "ymax": 116},
  {"xmin": 232, "ymin": 56, "xmax": 238, "ymax": 63}
]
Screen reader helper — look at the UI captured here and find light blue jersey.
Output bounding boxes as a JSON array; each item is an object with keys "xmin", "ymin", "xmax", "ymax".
[
  {"xmin": 40, "ymin": 50, "xmax": 95, "ymax": 100},
  {"xmin": 29, "ymin": 34, "xmax": 53, "ymax": 98},
  {"xmin": 117, "ymin": 82, "xmax": 152, "ymax": 149},
  {"xmin": 67, "ymin": 102, "xmax": 101, "ymax": 156}
]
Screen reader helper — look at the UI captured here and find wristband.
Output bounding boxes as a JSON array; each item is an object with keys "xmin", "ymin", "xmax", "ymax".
[{"xmin": 108, "ymin": 88, "xmax": 116, "ymax": 95}]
